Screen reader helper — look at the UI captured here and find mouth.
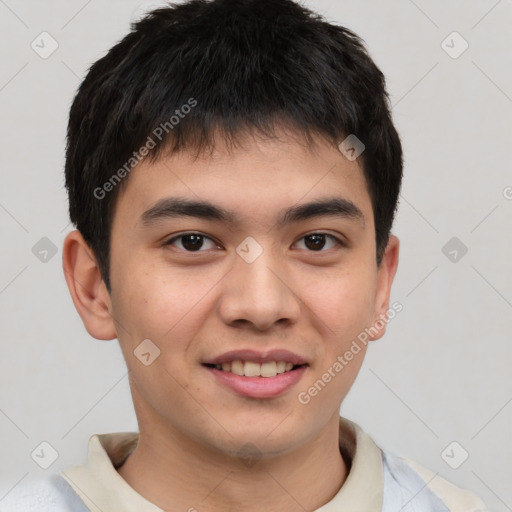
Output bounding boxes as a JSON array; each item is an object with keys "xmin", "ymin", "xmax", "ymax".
[
  {"xmin": 202, "ymin": 349, "xmax": 309, "ymax": 399},
  {"xmin": 204, "ymin": 360, "xmax": 306, "ymax": 378}
]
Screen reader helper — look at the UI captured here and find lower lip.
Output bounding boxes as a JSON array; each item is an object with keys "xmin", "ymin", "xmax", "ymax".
[{"xmin": 205, "ymin": 366, "xmax": 307, "ymax": 399}]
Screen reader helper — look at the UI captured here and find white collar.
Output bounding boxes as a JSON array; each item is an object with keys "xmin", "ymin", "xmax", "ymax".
[{"xmin": 60, "ymin": 416, "xmax": 383, "ymax": 511}]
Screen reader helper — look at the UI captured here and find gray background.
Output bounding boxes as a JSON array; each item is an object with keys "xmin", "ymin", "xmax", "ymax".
[{"xmin": 0, "ymin": 0, "xmax": 511, "ymax": 509}]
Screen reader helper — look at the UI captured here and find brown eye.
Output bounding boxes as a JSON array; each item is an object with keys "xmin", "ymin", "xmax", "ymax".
[
  {"xmin": 165, "ymin": 233, "xmax": 217, "ymax": 252},
  {"xmin": 295, "ymin": 233, "xmax": 342, "ymax": 252}
]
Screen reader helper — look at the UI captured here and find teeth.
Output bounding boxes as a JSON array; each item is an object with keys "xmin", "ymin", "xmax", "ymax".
[
  {"xmin": 244, "ymin": 361, "xmax": 261, "ymax": 377},
  {"xmin": 231, "ymin": 360, "xmax": 244, "ymax": 376},
  {"xmin": 213, "ymin": 360, "xmax": 299, "ymax": 377},
  {"xmin": 261, "ymin": 361, "xmax": 277, "ymax": 377},
  {"xmin": 276, "ymin": 361, "xmax": 286, "ymax": 374}
]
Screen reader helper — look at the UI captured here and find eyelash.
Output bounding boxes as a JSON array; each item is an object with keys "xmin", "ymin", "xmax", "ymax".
[{"xmin": 163, "ymin": 232, "xmax": 345, "ymax": 253}]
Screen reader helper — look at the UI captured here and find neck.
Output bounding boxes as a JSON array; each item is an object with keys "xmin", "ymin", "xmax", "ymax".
[{"xmin": 117, "ymin": 412, "xmax": 347, "ymax": 512}]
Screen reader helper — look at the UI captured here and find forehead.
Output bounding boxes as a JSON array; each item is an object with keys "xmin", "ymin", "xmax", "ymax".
[{"xmin": 113, "ymin": 130, "xmax": 373, "ymax": 230}]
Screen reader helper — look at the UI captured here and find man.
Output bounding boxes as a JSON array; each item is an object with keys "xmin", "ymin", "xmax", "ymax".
[{"xmin": 4, "ymin": 0, "xmax": 488, "ymax": 510}]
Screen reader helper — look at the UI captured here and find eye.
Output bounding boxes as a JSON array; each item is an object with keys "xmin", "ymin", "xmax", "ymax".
[
  {"xmin": 164, "ymin": 232, "xmax": 219, "ymax": 252},
  {"xmin": 294, "ymin": 233, "xmax": 344, "ymax": 252},
  {"xmin": 164, "ymin": 232, "xmax": 344, "ymax": 253}
]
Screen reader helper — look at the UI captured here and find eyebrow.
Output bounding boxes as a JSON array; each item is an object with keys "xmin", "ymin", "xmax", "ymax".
[{"xmin": 140, "ymin": 196, "xmax": 364, "ymax": 228}]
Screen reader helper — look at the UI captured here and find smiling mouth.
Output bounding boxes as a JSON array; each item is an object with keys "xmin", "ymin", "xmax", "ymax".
[{"xmin": 204, "ymin": 360, "xmax": 306, "ymax": 378}]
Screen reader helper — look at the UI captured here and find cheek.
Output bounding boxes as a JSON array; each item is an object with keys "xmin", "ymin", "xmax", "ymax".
[
  {"xmin": 295, "ymin": 268, "xmax": 376, "ymax": 414},
  {"xmin": 112, "ymin": 260, "xmax": 218, "ymax": 349},
  {"xmin": 298, "ymin": 265, "xmax": 378, "ymax": 342}
]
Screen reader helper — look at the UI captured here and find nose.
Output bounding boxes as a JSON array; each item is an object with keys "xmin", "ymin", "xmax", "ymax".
[{"xmin": 217, "ymin": 246, "xmax": 301, "ymax": 331}]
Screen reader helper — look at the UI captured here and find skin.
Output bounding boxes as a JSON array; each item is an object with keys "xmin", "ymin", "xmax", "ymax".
[{"xmin": 62, "ymin": 127, "xmax": 399, "ymax": 512}]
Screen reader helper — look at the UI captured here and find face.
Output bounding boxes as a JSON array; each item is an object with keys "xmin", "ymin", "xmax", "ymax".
[{"xmin": 104, "ymin": 129, "xmax": 397, "ymax": 459}]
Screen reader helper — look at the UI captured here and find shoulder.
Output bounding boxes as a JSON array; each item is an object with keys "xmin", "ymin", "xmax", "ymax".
[
  {"xmin": 381, "ymin": 450, "xmax": 488, "ymax": 512},
  {"xmin": 0, "ymin": 473, "xmax": 88, "ymax": 512}
]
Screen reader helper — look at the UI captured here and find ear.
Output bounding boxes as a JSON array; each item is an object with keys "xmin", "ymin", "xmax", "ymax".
[
  {"xmin": 62, "ymin": 230, "xmax": 117, "ymax": 340},
  {"xmin": 369, "ymin": 235, "xmax": 400, "ymax": 341}
]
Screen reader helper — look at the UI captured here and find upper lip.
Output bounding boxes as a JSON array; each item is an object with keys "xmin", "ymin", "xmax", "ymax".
[{"xmin": 204, "ymin": 349, "xmax": 308, "ymax": 366}]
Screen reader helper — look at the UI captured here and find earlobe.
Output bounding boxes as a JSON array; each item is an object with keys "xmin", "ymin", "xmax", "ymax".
[
  {"xmin": 62, "ymin": 230, "xmax": 117, "ymax": 340},
  {"xmin": 369, "ymin": 235, "xmax": 400, "ymax": 341}
]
